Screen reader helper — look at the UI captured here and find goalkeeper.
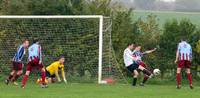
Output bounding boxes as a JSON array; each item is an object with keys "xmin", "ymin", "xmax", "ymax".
[{"xmin": 46, "ymin": 56, "xmax": 67, "ymax": 83}]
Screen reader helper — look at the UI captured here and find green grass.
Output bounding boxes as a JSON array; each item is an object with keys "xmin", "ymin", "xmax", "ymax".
[
  {"xmin": 133, "ymin": 10, "xmax": 200, "ymax": 27},
  {"xmin": 0, "ymin": 82, "xmax": 200, "ymax": 98}
]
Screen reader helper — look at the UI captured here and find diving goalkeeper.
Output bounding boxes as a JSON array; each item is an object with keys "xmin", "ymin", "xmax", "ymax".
[{"xmin": 46, "ymin": 56, "xmax": 67, "ymax": 83}]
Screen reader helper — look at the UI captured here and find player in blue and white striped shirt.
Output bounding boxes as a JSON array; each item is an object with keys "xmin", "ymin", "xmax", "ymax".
[
  {"xmin": 21, "ymin": 38, "xmax": 47, "ymax": 88},
  {"xmin": 5, "ymin": 39, "xmax": 29, "ymax": 85},
  {"xmin": 175, "ymin": 39, "xmax": 193, "ymax": 89}
]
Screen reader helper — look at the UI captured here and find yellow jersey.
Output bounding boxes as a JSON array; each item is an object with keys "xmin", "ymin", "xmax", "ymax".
[{"xmin": 46, "ymin": 61, "xmax": 64, "ymax": 75}]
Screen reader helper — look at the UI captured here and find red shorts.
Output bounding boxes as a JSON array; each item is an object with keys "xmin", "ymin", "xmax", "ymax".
[
  {"xmin": 178, "ymin": 60, "xmax": 191, "ymax": 68},
  {"xmin": 26, "ymin": 58, "xmax": 44, "ymax": 71},
  {"xmin": 12, "ymin": 61, "xmax": 24, "ymax": 71},
  {"xmin": 137, "ymin": 61, "xmax": 147, "ymax": 68}
]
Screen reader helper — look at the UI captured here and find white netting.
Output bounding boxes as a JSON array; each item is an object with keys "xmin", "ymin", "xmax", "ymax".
[{"xmin": 0, "ymin": 16, "xmax": 126, "ymax": 83}]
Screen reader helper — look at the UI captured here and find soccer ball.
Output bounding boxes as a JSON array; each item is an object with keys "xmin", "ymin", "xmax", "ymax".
[
  {"xmin": 153, "ymin": 69, "xmax": 161, "ymax": 76},
  {"xmin": 36, "ymin": 78, "xmax": 48, "ymax": 84}
]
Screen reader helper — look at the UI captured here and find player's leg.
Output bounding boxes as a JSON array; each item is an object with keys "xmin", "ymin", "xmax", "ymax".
[
  {"xmin": 5, "ymin": 70, "xmax": 16, "ymax": 85},
  {"xmin": 38, "ymin": 63, "xmax": 47, "ymax": 88},
  {"xmin": 176, "ymin": 68, "xmax": 182, "ymax": 89},
  {"xmin": 11, "ymin": 63, "xmax": 24, "ymax": 83},
  {"xmin": 176, "ymin": 60, "xmax": 184, "ymax": 89},
  {"xmin": 40, "ymin": 67, "xmax": 46, "ymax": 84},
  {"xmin": 126, "ymin": 63, "xmax": 139, "ymax": 86},
  {"xmin": 5, "ymin": 62, "xmax": 18, "ymax": 84},
  {"xmin": 138, "ymin": 62, "xmax": 150, "ymax": 86},
  {"xmin": 21, "ymin": 62, "xmax": 32, "ymax": 88},
  {"xmin": 185, "ymin": 60, "xmax": 193, "ymax": 89},
  {"xmin": 46, "ymin": 70, "xmax": 56, "ymax": 83},
  {"xmin": 186, "ymin": 68, "xmax": 193, "ymax": 89},
  {"xmin": 12, "ymin": 70, "xmax": 23, "ymax": 86},
  {"xmin": 132, "ymin": 70, "xmax": 139, "ymax": 86},
  {"xmin": 38, "ymin": 63, "xmax": 46, "ymax": 84},
  {"xmin": 140, "ymin": 75, "xmax": 149, "ymax": 86},
  {"xmin": 138, "ymin": 65, "xmax": 152, "ymax": 77}
]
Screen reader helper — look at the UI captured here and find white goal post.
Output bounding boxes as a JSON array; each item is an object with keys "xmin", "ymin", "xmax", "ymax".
[{"xmin": 0, "ymin": 15, "xmax": 106, "ymax": 84}]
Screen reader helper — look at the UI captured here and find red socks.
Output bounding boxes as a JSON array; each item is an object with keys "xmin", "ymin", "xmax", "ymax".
[
  {"xmin": 187, "ymin": 73, "xmax": 193, "ymax": 86},
  {"xmin": 142, "ymin": 76, "xmax": 149, "ymax": 84},
  {"xmin": 41, "ymin": 71, "xmax": 46, "ymax": 83},
  {"xmin": 176, "ymin": 73, "xmax": 193, "ymax": 86},
  {"xmin": 176, "ymin": 73, "xmax": 181, "ymax": 86},
  {"xmin": 22, "ymin": 75, "xmax": 28, "ymax": 86}
]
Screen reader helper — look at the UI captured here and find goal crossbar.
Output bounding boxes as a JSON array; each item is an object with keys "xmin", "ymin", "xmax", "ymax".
[{"xmin": 0, "ymin": 15, "xmax": 103, "ymax": 19}]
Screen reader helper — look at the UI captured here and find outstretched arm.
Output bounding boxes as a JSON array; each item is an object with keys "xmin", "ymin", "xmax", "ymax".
[{"xmin": 143, "ymin": 48, "xmax": 157, "ymax": 54}]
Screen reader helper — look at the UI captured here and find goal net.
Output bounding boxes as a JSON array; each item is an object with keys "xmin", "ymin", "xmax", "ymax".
[{"xmin": 0, "ymin": 15, "xmax": 127, "ymax": 84}]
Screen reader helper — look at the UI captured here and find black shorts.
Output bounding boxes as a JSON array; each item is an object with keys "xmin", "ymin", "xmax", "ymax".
[
  {"xmin": 126, "ymin": 63, "xmax": 139, "ymax": 73},
  {"xmin": 46, "ymin": 69, "xmax": 55, "ymax": 78}
]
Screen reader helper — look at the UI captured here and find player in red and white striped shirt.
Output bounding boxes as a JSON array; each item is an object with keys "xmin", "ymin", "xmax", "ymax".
[{"xmin": 175, "ymin": 39, "xmax": 193, "ymax": 89}]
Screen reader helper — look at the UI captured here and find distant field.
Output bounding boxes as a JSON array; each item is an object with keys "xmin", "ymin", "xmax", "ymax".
[
  {"xmin": 1, "ymin": 83, "xmax": 200, "ymax": 98},
  {"xmin": 133, "ymin": 10, "xmax": 200, "ymax": 27}
]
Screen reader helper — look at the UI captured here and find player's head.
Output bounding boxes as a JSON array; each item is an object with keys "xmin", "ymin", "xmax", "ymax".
[
  {"xmin": 127, "ymin": 42, "xmax": 136, "ymax": 50},
  {"xmin": 59, "ymin": 56, "xmax": 65, "ymax": 64},
  {"xmin": 23, "ymin": 39, "xmax": 29, "ymax": 48},
  {"xmin": 180, "ymin": 36, "xmax": 187, "ymax": 42},
  {"xmin": 135, "ymin": 45, "xmax": 141, "ymax": 51},
  {"xmin": 33, "ymin": 38, "xmax": 40, "ymax": 44}
]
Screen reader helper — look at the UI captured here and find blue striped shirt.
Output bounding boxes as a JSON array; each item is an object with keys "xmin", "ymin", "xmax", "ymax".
[
  {"xmin": 28, "ymin": 43, "xmax": 42, "ymax": 61},
  {"xmin": 13, "ymin": 45, "xmax": 25, "ymax": 62}
]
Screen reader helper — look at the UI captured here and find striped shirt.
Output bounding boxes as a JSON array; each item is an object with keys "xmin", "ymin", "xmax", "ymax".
[
  {"xmin": 132, "ymin": 50, "xmax": 144, "ymax": 61},
  {"xmin": 177, "ymin": 41, "xmax": 192, "ymax": 61},
  {"xmin": 28, "ymin": 43, "xmax": 42, "ymax": 61},
  {"xmin": 13, "ymin": 45, "xmax": 25, "ymax": 62}
]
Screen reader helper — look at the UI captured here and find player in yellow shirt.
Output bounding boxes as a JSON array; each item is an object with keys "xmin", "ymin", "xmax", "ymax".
[{"xmin": 46, "ymin": 56, "xmax": 67, "ymax": 83}]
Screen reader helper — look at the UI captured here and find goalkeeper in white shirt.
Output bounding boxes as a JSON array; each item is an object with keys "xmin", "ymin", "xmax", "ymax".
[{"xmin": 123, "ymin": 43, "xmax": 152, "ymax": 86}]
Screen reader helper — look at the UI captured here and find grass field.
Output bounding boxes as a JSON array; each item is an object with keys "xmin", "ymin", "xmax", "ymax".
[
  {"xmin": 1, "ymin": 83, "xmax": 200, "ymax": 98},
  {"xmin": 133, "ymin": 10, "xmax": 200, "ymax": 27}
]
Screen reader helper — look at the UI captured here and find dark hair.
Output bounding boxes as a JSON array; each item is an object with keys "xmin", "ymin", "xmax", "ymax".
[
  {"xmin": 59, "ymin": 55, "xmax": 65, "ymax": 59},
  {"xmin": 23, "ymin": 39, "xmax": 29, "ymax": 43},
  {"xmin": 136, "ymin": 44, "xmax": 142, "ymax": 47},
  {"xmin": 127, "ymin": 42, "xmax": 136, "ymax": 47},
  {"xmin": 181, "ymin": 36, "xmax": 187, "ymax": 41},
  {"xmin": 33, "ymin": 38, "xmax": 40, "ymax": 43}
]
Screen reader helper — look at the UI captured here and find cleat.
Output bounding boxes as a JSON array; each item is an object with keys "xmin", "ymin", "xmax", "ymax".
[
  {"xmin": 21, "ymin": 85, "xmax": 25, "ymax": 89},
  {"xmin": 5, "ymin": 79, "xmax": 9, "ymax": 85},
  {"xmin": 13, "ymin": 82, "xmax": 19, "ymax": 86},
  {"xmin": 40, "ymin": 84, "xmax": 48, "ymax": 88},
  {"xmin": 190, "ymin": 85, "xmax": 194, "ymax": 89},
  {"xmin": 149, "ymin": 74, "xmax": 154, "ymax": 78},
  {"xmin": 176, "ymin": 85, "xmax": 181, "ymax": 89},
  {"xmin": 139, "ymin": 83, "xmax": 145, "ymax": 86}
]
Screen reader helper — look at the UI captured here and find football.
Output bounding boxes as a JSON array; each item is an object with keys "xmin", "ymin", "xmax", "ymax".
[{"xmin": 153, "ymin": 69, "xmax": 161, "ymax": 76}]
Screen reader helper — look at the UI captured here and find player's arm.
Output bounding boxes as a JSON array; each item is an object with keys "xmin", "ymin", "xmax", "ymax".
[
  {"xmin": 189, "ymin": 46, "xmax": 192, "ymax": 61},
  {"xmin": 175, "ymin": 44, "xmax": 180, "ymax": 63},
  {"xmin": 61, "ymin": 67, "xmax": 67, "ymax": 83},
  {"xmin": 55, "ymin": 69, "xmax": 61, "ymax": 82},
  {"xmin": 143, "ymin": 48, "xmax": 157, "ymax": 54},
  {"xmin": 39, "ymin": 46, "xmax": 42, "ymax": 64}
]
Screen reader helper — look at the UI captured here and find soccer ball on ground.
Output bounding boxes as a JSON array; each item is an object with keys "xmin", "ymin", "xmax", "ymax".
[{"xmin": 153, "ymin": 69, "xmax": 161, "ymax": 76}]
